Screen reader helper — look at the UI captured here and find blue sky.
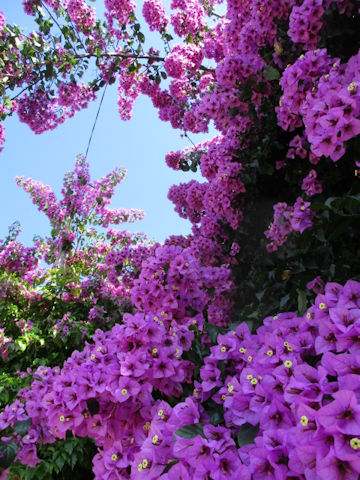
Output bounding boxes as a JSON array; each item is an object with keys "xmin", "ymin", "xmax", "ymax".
[{"xmin": 0, "ymin": 1, "xmax": 214, "ymax": 245}]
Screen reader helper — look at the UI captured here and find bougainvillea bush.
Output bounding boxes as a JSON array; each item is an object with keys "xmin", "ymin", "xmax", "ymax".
[{"xmin": 0, "ymin": 0, "xmax": 360, "ymax": 478}]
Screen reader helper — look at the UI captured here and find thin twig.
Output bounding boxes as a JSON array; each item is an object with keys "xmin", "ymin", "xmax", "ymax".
[
  {"xmin": 184, "ymin": 132, "xmax": 196, "ymax": 147},
  {"xmin": 210, "ymin": 12, "xmax": 224, "ymax": 19},
  {"xmin": 73, "ymin": 52, "xmax": 214, "ymax": 72},
  {"xmin": 85, "ymin": 84, "xmax": 108, "ymax": 158}
]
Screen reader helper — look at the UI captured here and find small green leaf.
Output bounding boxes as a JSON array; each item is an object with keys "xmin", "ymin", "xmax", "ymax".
[
  {"xmin": 13, "ymin": 418, "xmax": 32, "ymax": 436},
  {"xmin": 236, "ymin": 423, "xmax": 259, "ymax": 447},
  {"xmin": 175, "ymin": 423, "xmax": 205, "ymax": 439},
  {"xmin": 279, "ymin": 293, "xmax": 290, "ymax": 309},
  {"xmin": 64, "ymin": 441, "xmax": 74, "ymax": 455},
  {"xmin": 161, "ymin": 459, "xmax": 179, "ymax": 475},
  {"xmin": 54, "ymin": 454, "xmax": 65, "ymax": 470},
  {"xmin": 297, "ymin": 289, "xmax": 308, "ymax": 316},
  {"xmin": 311, "ymin": 202, "xmax": 331, "ymax": 212},
  {"xmin": 263, "ymin": 65, "xmax": 280, "ymax": 81},
  {"xmin": 0, "ymin": 441, "xmax": 18, "ymax": 469}
]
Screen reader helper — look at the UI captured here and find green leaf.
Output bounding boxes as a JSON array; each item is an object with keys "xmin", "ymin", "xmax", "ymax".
[
  {"xmin": 0, "ymin": 441, "xmax": 18, "ymax": 469},
  {"xmin": 263, "ymin": 65, "xmax": 280, "ymax": 81},
  {"xmin": 70, "ymin": 451, "xmax": 78, "ymax": 469},
  {"xmin": 311, "ymin": 202, "xmax": 331, "ymax": 212},
  {"xmin": 236, "ymin": 423, "xmax": 259, "ymax": 447},
  {"xmin": 297, "ymin": 289, "xmax": 308, "ymax": 316},
  {"xmin": 137, "ymin": 32, "xmax": 145, "ymax": 43},
  {"xmin": 279, "ymin": 293, "xmax": 290, "ymax": 309},
  {"xmin": 209, "ymin": 411, "xmax": 222, "ymax": 426},
  {"xmin": 175, "ymin": 423, "xmax": 205, "ymax": 439},
  {"xmin": 13, "ymin": 418, "xmax": 32, "ymax": 436},
  {"xmin": 64, "ymin": 441, "xmax": 74, "ymax": 455},
  {"xmin": 205, "ymin": 323, "xmax": 220, "ymax": 344},
  {"xmin": 161, "ymin": 459, "xmax": 179, "ymax": 475},
  {"xmin": 54, "ymin": 454, "xmax": 65, "ymax": 471}
]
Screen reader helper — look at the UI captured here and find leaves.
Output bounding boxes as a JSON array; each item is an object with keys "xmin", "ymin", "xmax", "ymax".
[
  {"xmin": 137, "ymin": 32, "xmax": 145, "ymax": 43},
  {"xmin": 263, "ymin": 65, "xmax": 280, "ymax": 80},
  {"xmin": 175, "ymin": 423, "xmax": 206, "ymax": 439},
  {"xmin": 13, "ymin": 418, "xmax": 32, "ymax": 436},
  {"xmin": 297, "ymin": 289, "xmax": 308, "ymax": 316},
  {"xmin": 236, "ymin": 423, "xmax": 259, "ymax": 447},
  {"xmin": 161, "ymin": 459, "xmax": 179, "ymax": 475},
  {"xmin": 0, "ymin": 441, "xmax": 17, "ymax": 469}
]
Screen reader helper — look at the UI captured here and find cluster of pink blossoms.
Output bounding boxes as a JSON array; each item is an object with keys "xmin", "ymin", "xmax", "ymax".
[
  {"xmin": 301, "ymin": 169, "xmax": 323, "ymax": 196},
  {"xmin": 168, "ymin": 134, "xmax": 245, "ymax": 253},
  {"xmin": 2, "ymin": 0, "xmax": 360, "ymax": 477},
  {"xmin": 67, "ymin": 0, "xmax": 96, "ymax": 33},
  {"xmin": 4, "ymin": 280, "xmax": 359, "ymax": 478},
  {"xmin": 23, "ymin": 0, "xmax": 68, "ymax": 15},
  {"xmin": 0, "ymin": 241, "xmax": 38, "ymax": 276},
  {"xmin": 288, "ymin": 0, "xmax": 324, "ymax": 49},
  {"xmin": 2, "ymin": 307, "xmax": 196, "ymax": 472},
  {"xmin": 142, "ymin": 0, "xmax": 168, "ymax": 32},
  {"xmin": 265, "ymin": 198, "xmax": 315, "ymax": 252},
  {"xmin": 302, "ymin": 52, "xmax": 360, "ymax": 161},
  {"xmin": 17, "ymin": 84, "xmax": 96, "ymax": 134},
  {"xmin": 130, "ymin": 243, "xmax": 233, "ymax": 326},
  {"xmin": 0, "ymin": 100, "xmax": 17, "ymax": 152},
  {"xmin": 170, "ymin": 0, "xmax": 206, "ymax": 38},
  {"xmin": 0, "ymin": 329, "xmax": 12, "ymax": 360},
  {"xmin": 117, "ymin": 66, "xmax": 142, "ymax": 121},
  {"xmin": 277, "ymin": 49, "xmax": 335, "ymax": 132},
  {"xmin": 191, "ymin": 280, "xmax": 360, "ymax": 479},
  {"xmin": 9, "ymin": 156, "xmax": 147, "ymax": 318},
  {"xmin": 105, "ymin": 0, "xmax": 136, "ymax": 37},
  {"xmin": 17, "ymin": 155, "xmax": 144, "ymax": 235},
  {"xmin": 164, "ymin": 44, "xmax": 203, "ymax": 79},
  {"xmin": 277, "ymin": 48, "xmax": 360, "ymax": 163}
]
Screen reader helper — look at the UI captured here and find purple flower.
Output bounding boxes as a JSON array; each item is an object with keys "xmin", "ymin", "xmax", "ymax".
[
  {"xmin": 317, "ymin": 390, "xmax": 360, "ymax": 435},
  {"xmin": 316, "ymin": 446, "xmax": 360, "ymax": 479},
  {"xmin": 306, "ymin": 275, "xmax": 324, "ymax": 294}
]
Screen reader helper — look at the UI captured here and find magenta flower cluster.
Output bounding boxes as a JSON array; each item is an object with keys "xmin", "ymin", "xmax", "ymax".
[
  {"xmin": 142, "ymin": 0, "xmax": 168, "ymax": 32},
  {"xmin": 265, "ymin": 198, "xmax": 315, "ymax": 252},
  {"xmin": 3, "ymin": 279, "xmax": 360, "ymax": 478},
  {"xmin": 2, "ymin": 0, "xmax": 360, "ymax": 477}
]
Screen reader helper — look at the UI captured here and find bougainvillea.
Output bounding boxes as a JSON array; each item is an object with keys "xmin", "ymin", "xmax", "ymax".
[{"xmin": 1, "ymin": 0, "xmax": 360, "ymax": 478}]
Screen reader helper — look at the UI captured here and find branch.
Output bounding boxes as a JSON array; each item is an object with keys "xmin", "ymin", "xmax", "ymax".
[
  {"xmin": 73, "ymin": 51, "xmax": 214, "ymax": 72},
  {"xmin": 5, "ymin": 50, "xmax": 214, "ymax": 101}
]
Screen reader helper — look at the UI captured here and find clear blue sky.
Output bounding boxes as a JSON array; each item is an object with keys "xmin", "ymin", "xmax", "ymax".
[{"xmin": 0, "ymin": 1, "xmax": 213, "ymax": 245}]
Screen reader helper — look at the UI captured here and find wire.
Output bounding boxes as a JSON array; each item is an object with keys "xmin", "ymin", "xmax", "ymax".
[{"xmin": 85, "ymin": 84, "xmax": 108, "ymax": 158}]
